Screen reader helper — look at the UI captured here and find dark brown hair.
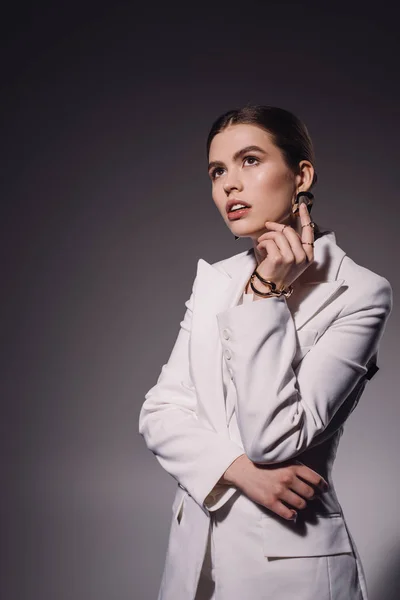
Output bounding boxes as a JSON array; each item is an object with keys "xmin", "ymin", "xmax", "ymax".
[{"xmin": 206, "ymin": 104, "xmax": 318, "ymax": 190}]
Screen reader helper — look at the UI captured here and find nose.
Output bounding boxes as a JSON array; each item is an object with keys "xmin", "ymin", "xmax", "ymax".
[{"xmin": 223, "ymin": 168, "xmax": 243, "ymax": 195}]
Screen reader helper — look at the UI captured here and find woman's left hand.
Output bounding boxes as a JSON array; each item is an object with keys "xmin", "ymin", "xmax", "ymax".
[{"xmin": 255, "ymin": 202, "xmax": 315, "ymax": 291}]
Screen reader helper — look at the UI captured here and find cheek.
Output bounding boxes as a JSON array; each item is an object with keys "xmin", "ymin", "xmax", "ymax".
[
  {"xmin": 250, "ymin": 171, "xmax": 293, "ymax": 206},
  {"xmin": 252, "ymin": 168, "xmax": 286, "ymax": 191},
  {"xmin": 212, "ymin": 185, "xmax": 225, "ymax": 210}
]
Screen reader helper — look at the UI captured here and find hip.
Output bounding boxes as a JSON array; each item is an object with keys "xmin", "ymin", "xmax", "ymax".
[{"xmin": 194, "ymin": 492, "xmax": 365, "ymax": 600}]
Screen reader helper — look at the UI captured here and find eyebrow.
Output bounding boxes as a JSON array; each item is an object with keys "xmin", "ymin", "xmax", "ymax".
[{"xmin": 208, "ymin": 145, "xmax": 267, "ymax": 173}]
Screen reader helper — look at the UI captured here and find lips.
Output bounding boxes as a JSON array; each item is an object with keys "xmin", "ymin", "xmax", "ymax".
[{"xmin": 225, "ymin": 199, "xmax": 252, "ymax": 214}]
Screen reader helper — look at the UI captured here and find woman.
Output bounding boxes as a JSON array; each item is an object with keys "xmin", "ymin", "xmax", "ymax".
[{"xmin": 138, "ymin": 105, "xmax": 393, "ymax": 600}]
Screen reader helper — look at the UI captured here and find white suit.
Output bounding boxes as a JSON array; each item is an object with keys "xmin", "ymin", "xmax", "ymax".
[{"xmin": 138, "ymin": 229, "xmax": 393, "ymax": 600}]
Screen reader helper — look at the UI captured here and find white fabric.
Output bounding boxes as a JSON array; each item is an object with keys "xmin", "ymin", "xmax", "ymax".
[
  {"xmin": 195, "ymin": 503, "xmax": 363, "ymax": 600},
  {"xmin": 139, "ymin": 232, "xmax": 392, "ymax": 600},
  {"xmin": 203, "ymin": 292, "xmax": 254, "ymax": 508},
  {"xmin": 225, "ymin": 292, "xmax": 255, "ymax": 446},
  {"xmin": 196, "ymin": 289, "xmax": 363, "ymax": 600}
]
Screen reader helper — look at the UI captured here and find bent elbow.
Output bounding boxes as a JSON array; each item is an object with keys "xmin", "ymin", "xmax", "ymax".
[
  {"xmin": 138, "ymin": 401, "xmax": 154, "ymax": 439},
  {"xmin": 138, "ymin": 408, "xmax": 148, "ymax": 438}
]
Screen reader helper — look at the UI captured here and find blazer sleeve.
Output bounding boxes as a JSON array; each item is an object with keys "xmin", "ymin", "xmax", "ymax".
[
  {"xmin": 216, "ymin": 276, "xmax": 393, "ymax": 464},
  {"xmin": 138, "ymin": 275, "xmax": 246, "ymax": 513}
]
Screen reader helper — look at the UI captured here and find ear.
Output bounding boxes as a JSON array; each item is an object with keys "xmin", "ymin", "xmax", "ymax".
[{"xmin": 295, "ymin": 160, "xmax": 314, "ymax": 191}]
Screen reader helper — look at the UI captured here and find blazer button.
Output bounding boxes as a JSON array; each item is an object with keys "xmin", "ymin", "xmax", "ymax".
[
  {"xmin": 224, "ymin": 349, "xmax": 232, "ymax": 360},
  {"xmin": 222, "ymin": 329, "xmax": 230, "ymax": 340}
]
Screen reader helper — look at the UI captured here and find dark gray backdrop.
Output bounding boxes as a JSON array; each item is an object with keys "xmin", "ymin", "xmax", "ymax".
[{"xmin": 2, "ymin": 3, "xmax": 399, "ymax": 599}]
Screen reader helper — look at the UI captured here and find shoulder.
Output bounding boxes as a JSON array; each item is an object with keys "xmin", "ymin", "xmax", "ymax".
[
  {"xmin": 338, "ymin": 253, "xmax": 393, "ymax": 315},
  {"xmin": 316, "ymin": 228, "xmax": 392, "ymax": 314}
]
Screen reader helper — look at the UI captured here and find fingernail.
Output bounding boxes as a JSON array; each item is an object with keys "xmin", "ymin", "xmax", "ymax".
[{"xmin": 290, "ymin": 511, "xmax": 297, "ymax": 522}]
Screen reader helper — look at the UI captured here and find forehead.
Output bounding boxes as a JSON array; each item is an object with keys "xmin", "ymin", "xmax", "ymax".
[{"xmin": 208, "ymin": 123, "xmax": 277, "ymax": 159}]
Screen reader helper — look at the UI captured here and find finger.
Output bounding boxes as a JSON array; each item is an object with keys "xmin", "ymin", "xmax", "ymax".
[
  {"xmin": 294, "ymin": 465, "xmax": 328, "ymax": 491},
  {"xmin": 264, "ymin": 220, "xmax": 288, "ymax": 231},
  {"xmin": 256, "ymin": 238, "xmax": 281, "ymax": 261},
  {"xmin": 257, "ymin": 232, "xmax": 294, "ymax": 263},
  {"xmin": 258, "ymin": 225, "xmax": 300, "ymax": 243},
  {"xmin": 258, "ymin": 227, "xmax": 305, "ymax": 265},
  {"xmin": 299, "ymin": 202, "xmax": 315, "ymax": 262},
  {"xmin": 270, "ymin": 500, "xmax": 297, "ymax": 521},
  {"xmin": 279, "ymin": 488, "xmax": 308, "ymax": 511},
  {"xmin": 289, "ymin": 477, "xmax": 317, "ymax": 500}
]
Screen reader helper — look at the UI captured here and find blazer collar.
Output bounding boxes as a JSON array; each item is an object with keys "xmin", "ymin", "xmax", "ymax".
[{"xmin": 194, "ymin": 229, "xmax": 347, "ymax": 331}]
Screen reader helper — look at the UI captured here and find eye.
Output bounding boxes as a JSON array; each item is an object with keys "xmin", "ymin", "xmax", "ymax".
[
  {"xmin": 210, "ymin": 167, "xmax": 225, "ymax": 180},
  {"xmin": 243, "ymin": 155, "xmax": 259, "ymax": 166}
]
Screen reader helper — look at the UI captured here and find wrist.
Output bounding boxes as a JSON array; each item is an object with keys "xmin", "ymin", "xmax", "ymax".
[
  {"xmin": 249, "ymin": 269, "xmax": 293, "ymax": 299},
  {"xmin": 221, "ymin": 453, "xmax": 250, "ymax": 486}
]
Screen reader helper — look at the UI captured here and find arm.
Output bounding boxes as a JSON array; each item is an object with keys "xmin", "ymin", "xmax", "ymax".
[
  {"xmin": 216, "ymin": 277, "xmax": 393, "ymax": 464},
  {"xmin": 138, "ymin": 276, "xmax": 246, "ymax": 513},
  {"xmin": 236, "ymin": 291, "xmax": 379, "ymax": 450}
]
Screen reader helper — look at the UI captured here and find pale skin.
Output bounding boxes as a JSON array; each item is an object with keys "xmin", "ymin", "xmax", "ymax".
[{"xmin": 207, "ymin": 123, "xmax": 327, "ymax": 521}]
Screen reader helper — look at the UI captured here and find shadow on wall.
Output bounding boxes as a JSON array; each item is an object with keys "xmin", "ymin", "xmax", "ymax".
[{"xmin": 371, "ymin": 544, "xmax": 400, "ymax": 600}]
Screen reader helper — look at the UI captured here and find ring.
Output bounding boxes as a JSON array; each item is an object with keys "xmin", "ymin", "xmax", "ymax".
[
  {"xmin": 301, "ymin": 220, "xmax": 315, "ymax": 229},
  {"xmin": 302, "ymin": 242, "xmax": 314, "ymax": 246}
]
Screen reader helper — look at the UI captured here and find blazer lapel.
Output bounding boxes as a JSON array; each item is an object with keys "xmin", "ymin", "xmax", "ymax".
[
  {"xmin": 190, "ymin": 255, "xmax": 254, "ymax": 434},
  {"xmin": 190, "ymin": 231, "xmax": 347, "ymax": 432}
]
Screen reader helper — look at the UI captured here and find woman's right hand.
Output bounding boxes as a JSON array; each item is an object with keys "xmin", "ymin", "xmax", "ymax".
[{"xmin": 221, "ymin": 454, "xmax": 328, "ymax": 521}]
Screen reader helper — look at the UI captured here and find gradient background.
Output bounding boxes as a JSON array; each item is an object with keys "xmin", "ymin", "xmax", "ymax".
[{"xmin": 2, "ymin": 3, "xmax": 399, "ymax": 599}]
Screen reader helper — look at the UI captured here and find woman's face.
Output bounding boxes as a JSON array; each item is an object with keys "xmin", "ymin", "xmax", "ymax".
[{"xmin": 208, "ymin": 123, "xmax": 310, "ymax": 240}]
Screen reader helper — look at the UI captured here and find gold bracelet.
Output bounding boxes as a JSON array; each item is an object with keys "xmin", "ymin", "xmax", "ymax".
[
  {"xmin": 249, "ymin": 276, "xmax": 276, "ymax": 298},
  {"xmin": 249, "ymin": 270, "xmax": 294, "ymax": 298}
]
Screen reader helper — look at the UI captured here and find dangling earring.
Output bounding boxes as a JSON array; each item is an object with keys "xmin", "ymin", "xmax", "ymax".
[
  {"xmin": 234, "ymin": 235, "xmax": 240, "ymax": 241},
  {"xmin": 292, "ymin": 190, "xmax": 314, "ymax": 215}
]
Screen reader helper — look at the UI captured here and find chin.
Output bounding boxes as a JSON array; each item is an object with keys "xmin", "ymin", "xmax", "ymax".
[{"xmin": 230, "ymin": 222, "xmax": 266, "ymax": 239}]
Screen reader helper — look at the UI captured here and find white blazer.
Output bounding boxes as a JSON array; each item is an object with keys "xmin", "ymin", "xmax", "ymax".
[{"xmin": 139, "ymin": 229, "xmax": 393, "ymax": 600}]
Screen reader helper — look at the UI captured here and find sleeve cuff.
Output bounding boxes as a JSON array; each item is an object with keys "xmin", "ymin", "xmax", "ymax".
[{"xmin": 204, "ymin": 484, "xmax": 240, "ymax": 512}]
